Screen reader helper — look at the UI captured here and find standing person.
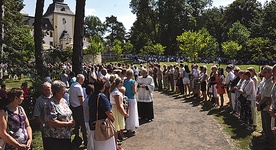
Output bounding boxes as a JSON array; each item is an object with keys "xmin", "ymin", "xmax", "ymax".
[
  {"xmin": 89, "ymin": 78, "xmax": 116, "ymax": 150},
  {"xmin": 61, "ymin": 70, "xmax": 69, "ymax": 88},
  {"xmin": 83, "ymin": 84, "xmax": 94, "ymax": 150},
  {"xmin": 0, "ymin": 88, "xmax": 32, "ymax": 150},
  {"xmin": 229, "ymin": 67, "xmax": 241, "ymax": 112},
  {"xmin": 226, "ymin": 65, "xmax": 235, "ymax": 105},
  {"xmin": 123, "ymin": 69, "xmax": 139, "ymax": 135},
  {"xmin": 240, "ymin": 71, "xmax": 256, "ymax": 130},
  {"xmin": 153, "ymin": 64, "xmax": 158, "ymax": 87},
  {"xmin": 33, "ymin": 82, "xmax": 52, "ymax": 149},
  {"xmin": 69, "ymin": 74, "xmax": 87, "ymax": 146},
  {"xmin": 109, "ymin": 78, "xmax": 129, "ymax": 146},
  {"xmin": 44, "ymin": 80, "xmax": 74, "ymax": 150},
  {"xmin": 137, "ymin": 68, "xmax": 155, "ymax": 122},
  {"xmin": 200, "ymin": 66, "xmax": 208, "ymax": 101},
  {"xmin": 0, "ymin": 84, "xmax": 7, "ymax": 99},
  {"xmin": 208, "ymin": 66, "xmax": 218, "ymax": 105},
  {"xmin": 256, "ymin": 66, "xmax": 275, "ymax": 146},
  {"xmin": 182, "ymin": 65, "xmax": 191, "ymax": 97},
  {"xmin": 173, "ymin": 66, "xmax": 180, "ymax": 93},
  {"xmin": 269, "ymin": 65, "xmax": 276, "ymax": 137},
  {"xmin": 157, "ymin": 65, "xmax": 163, "ymax": 90},
  {"xmin": 247, "ymin": 67, "xmax": 258, "ymax": 129},
  {"xmin": 163, "ymin": 65, "xmax": 168, "ymax": 90},
  {"xmin": 216, "ymin": 68, "xmax": 226, "ymax": 108}
]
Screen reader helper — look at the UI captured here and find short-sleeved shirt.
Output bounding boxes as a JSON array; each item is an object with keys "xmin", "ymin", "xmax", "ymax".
[
  {"xmin": 44, "ymin": 98, "xmax": 73, "ymax": 139},
  {"xmin": 69, "ymin": 82, "xmax": 84, "ymax": 107},
  {"xmin": 110, "ymin": 88, "xmax": 123, "ymax": 105},
  {"xmin": 123, "ymin": 79, "xmax": 136, "ymax": 99},
  {"xmin": 260, "ymin": 77, "xmax": 274, "ymax": 111},
  {"xmin": 88, "ymin": 91, "xmax": 112, "ymax": 130},
  {"xmin": 33, "ymin": 94, "xmax": 51, "ymax": 127}
]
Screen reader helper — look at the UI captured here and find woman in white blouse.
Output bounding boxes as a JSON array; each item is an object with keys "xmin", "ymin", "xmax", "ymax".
[{"xmin": 240, "ymin": 71, "xmax": 256, "ymax": 130}]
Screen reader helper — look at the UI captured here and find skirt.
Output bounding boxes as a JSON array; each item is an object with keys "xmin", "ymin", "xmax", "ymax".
[
  {"xmin": 112, "ymin": 105, "xmax": 125, "ymax": 131},
  {"xmin": 125, "ymin": 99, "xmax": 139, "ymax": 130},
  {"xmin": 92, "ymin": 131, "xmax": 116, "ymax": 150}
]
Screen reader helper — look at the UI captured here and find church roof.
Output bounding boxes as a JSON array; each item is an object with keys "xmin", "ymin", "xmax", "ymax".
[
  {"xmin": 43, "ymin": 1, "xmax": 74, "ymax": 17},
  {"xmin": 60, "ymin": 30, "xmax": 72, "ymax": 39}
]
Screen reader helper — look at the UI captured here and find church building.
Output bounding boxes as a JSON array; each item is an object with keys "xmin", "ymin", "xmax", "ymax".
[{"xmin": 23, "ymin": 0, "xmax": 75, "ymax": 50}]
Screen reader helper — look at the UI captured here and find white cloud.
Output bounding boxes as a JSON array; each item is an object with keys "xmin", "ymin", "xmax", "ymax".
[
  {"xmin": 85, "ymin": 8, "xmax": 96, "ymax": 16},
  {"xmin": 117, "ymin": 14, "xmax": 136, "ymax": 32}
]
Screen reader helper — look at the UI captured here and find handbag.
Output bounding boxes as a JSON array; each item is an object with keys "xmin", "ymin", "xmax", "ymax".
[
  {"xmin": 237, "ymin": 81, "xmax": 249, "ymax": 104},
  {"xmin": 238, "ymin": 95, "xmax": 247, "ymax": 104},
  {"xmin": 93, "ymin": 94, "xmax": 116, "ymax": 141},
  {"xmin": 0, "ymin": 111, "xmax": 8, "ymax": 150}
]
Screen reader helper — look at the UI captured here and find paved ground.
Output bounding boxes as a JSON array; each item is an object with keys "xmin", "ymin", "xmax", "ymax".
[{"xmin": 122, "ymin": 91, "xmax": 235, "ymax": 150}]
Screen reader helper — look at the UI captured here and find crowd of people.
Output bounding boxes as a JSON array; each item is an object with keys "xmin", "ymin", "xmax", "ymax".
[{"xmin": 0, "ymin": 61, "xmax": 276, "ymax": 149}]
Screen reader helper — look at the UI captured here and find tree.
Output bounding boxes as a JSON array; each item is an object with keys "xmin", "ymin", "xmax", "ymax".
[
  {"xmin": 262, "ymin": 0, "xmax": 276, "ymax": 43},
  {"xmin": 228, "ymin": 21, "xmax": 251, "ymax": 44},
  {"xmin": 110, "ymin": 39, "xmax": 123, "ymax": 59},
  {"xmin": 246, "ymin": 37, "xmax": 275, "ymax": 63},
  {"xmin": 123, "ymin": 41, "xmax": 133, "ymax": 54},
  {"xmin": 84, "ymin": 15, "xmax": 105, "ymax": 38},
  {"xmin": 224, "ymin": 0, "xmax": 262, "ymax": 35},
  {"xmin": 152, "ymin": 43, "xmax": 165, "ymax": 56},
  {"xmin": 72, "ymin": 0, "xmax": 86, "ymax": 74},
  {"xmin": 177, "ymin": 28, "xmax": 217, "ymax": 62},
  {"xmin": 201, "ymin": 7, "xmax": 226, "ymax": 57},
  {"xmin": 130, "ymin": 0, "xmax": 157, "ymax": 54},
  {"xmin": 221, "ymin": 41, "xmax": 242, "ymax": 59},
  {"xmin": 34, "ymin": 0, "xmax": 46, "ymax": 76},
  {"xmin": 84, "ymin": 34, "xmax": 105, "ymax": 64},
  {"xmin": 104, "ymin": 15, "xmax": 126, "ymax": 45}
]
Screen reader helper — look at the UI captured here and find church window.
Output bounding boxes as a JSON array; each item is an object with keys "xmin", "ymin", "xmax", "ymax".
[{"xmin": 61, "ymin": 7, "xmax": 65, "ymax": 11}]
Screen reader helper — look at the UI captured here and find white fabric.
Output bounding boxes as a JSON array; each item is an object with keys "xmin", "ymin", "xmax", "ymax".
[
  {"xmin": 231, "ymin": 93, "xmax": 236, "ymax": 110},
  {"xmin": 182, "ymin": 78, "xmax": 190, "ymax": 84},
  {"xmin": 137, "ymin": 75, "xmax": 155, "ymax": 102},
  {"xmin": 85, "ymin": 123, "xmax": 94, "ymax": 150},
  {"xmin": 91, "ymin": 131, "xmax": 116, "ymax": 150},
  {"xmin": 109, "ymin": 88, "xmax": 122, "ymax": 105},
  {"xmin": 69, "ymin": 82, "xmax": 84, "ymax": 107},
  {"xmin": 226, "ymin": 71, "xmax": 235, "ymax": 84},
  {"xmin": 83, "ymin": 97, "xmax": 89, "ymax": 123},
  {"xmin": 243, "ymin": 79, "xmax": 256, "ymax": 107},
  {"xmin": 125, "ymin": 98, "xmax": 139, "ymax": 130}
]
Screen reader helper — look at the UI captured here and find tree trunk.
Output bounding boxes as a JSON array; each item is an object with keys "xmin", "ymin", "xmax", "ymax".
[
  {"xmin": 0, "ymin": 0, "xmax": 3, "ymax": 60},
  {"xmin": 34, "ymin": 0, "xmax": 46, "ymax": 77},
  {"xmin": 72, "ymin": 0, "xmax": 86, "ymax": 74}
]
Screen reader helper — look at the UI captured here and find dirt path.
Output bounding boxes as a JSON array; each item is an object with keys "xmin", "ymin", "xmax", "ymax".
[{"xmin": 122, "ymin": 91, "xmax": 235, "ymax": 150}]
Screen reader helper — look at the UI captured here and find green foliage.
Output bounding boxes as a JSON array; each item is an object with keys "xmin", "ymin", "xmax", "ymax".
[
  {"xmin": 104, "ymin": 15, "xmax": 126, "ymax": 45},
  {"xmin": 246, "ymin": 37, "xmax": 275, "ymax": 61},
  {"xmin": 152, "ymin": 43, "xmax": 165, "ymax": 55},
  {"xmin": 123, "ymin": 41, "xmax": 133, "ymax": 54},
  {"xmin": 84, "ymin": 35, "xmax": 105, "ymax": 55},
  {"xmin": 228, "ymin": 21, "xmax": 251, "ymax": 44},
  {"xmin": 110, "ymin": 39, "xmax": 123, "ymax": 58},
  {"xmin": 222, "ymin": 41, "xmax": 242, "ymax": 59},
  {"xmin": 84, "ymin": 15, "xmax": 105, "ymax": 37},
  {"xmin": 177, "ymin": 28, "xmax": 217, "ymax": 62},
  {"xmin": 2, "ymin": 0, "xmax": 34, "ymax": 64}
]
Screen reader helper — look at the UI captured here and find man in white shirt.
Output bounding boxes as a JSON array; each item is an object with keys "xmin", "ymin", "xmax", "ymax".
[
  {"xmin": 226, "ymin": 65, "xmax": 235, "ymax": 105},
  {"xmin": 69, "ymin": 74, "xmax": 87, "ymax": 146}
]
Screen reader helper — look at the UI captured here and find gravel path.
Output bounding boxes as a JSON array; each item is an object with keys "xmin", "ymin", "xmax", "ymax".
[{"xmin": 122, "ymin": 91, "xmax": 235, "ymax": 150}]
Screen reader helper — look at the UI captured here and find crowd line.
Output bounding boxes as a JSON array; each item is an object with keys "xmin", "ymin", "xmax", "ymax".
[{"xmin": 0, "ymin": 62, "xmax": 276, "ymax": 150}]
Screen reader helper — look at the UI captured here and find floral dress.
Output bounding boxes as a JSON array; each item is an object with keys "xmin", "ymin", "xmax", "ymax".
[{"xmin": 4, "ymin": 106, "xmax": 28, "ymax": 150}]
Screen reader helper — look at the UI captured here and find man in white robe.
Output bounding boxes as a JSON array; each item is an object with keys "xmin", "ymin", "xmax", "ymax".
[{"xmin": 137, "ymin": 68, "xmax": 155, "ymax": 122}]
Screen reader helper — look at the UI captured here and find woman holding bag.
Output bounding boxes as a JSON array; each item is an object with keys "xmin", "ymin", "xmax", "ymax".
[{"xmin": 88, "ymin": 78, "xmax": 116, "ymax": 150}]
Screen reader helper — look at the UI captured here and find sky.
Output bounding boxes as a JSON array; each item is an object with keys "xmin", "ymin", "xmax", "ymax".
[{"xmin": 22, "ymin": 0, "xmax": 270, "ymax": 32}]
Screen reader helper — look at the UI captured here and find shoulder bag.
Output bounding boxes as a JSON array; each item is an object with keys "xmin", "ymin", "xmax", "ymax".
[
  {"xmin": 0, "ymin": 110, "xmax": 8, "ymax": 150},
  {"xmin": 238, "ymin": 81, "xmax": 249, "ymax": 104},
  {"xmin": 93, "ymin": 94, "xmax": 116, "ymax": 141}
]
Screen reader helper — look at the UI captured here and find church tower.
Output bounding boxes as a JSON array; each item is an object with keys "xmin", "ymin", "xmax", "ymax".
[{"xmin": 43, "ymin": 0, "xmax": 75, "ymax": 50}]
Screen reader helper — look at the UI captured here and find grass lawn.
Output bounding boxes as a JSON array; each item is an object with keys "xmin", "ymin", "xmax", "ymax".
[{"xmin": 2, "ymin": 62, "xmax": 265, "ymax": 149}]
